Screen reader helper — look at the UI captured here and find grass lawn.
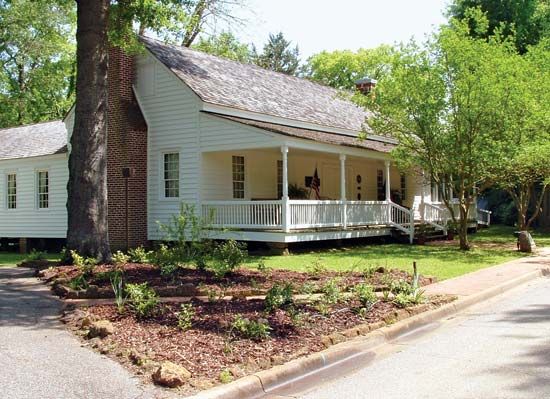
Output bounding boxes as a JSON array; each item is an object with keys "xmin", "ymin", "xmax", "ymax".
[
  {"xmin": 244, "ymin": 225, "xmax": 550, "ymax": 281},
  {"xmin": 0, "ymin": 252, "xmax": 60, "ymax": 268}
]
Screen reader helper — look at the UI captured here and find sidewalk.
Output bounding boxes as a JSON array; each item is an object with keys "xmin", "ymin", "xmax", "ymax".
[{"xmin": 424, "ymin": 247, "xmax": 550, "ymax": 297}]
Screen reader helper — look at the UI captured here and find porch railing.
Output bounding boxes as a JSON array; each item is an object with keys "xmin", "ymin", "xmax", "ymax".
[
  {"xmin": 423, "ymin": 203, "xmax": 449, "ymax": 233},
  {"xmin": 477, "ymin": 208, "xmax": 492, "ymax": 226},
  {"xmin": 202, "ymin": 200, "xmax": 282, "ymax": 229}
]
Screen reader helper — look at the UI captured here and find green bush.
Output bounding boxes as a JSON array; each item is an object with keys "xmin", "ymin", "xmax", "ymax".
[
  {"xmin": 70, "ymin": 250, "xmax": 97, "ymax": 276},
  {"xmin": 211, "ymin": 240, "xmax": 246, "ymax": 278},
  {"xmin": 112, "ymin": 250, "xmax": 130, "ymax": 266},
  {"xmin": 231, "ymin": 315, "xmax": 271, "ymax": 341},
  {"xmin": 177, "ymin": 303, "xmax": 195, "ymax": 331},
  {"xmin": 126, "ymin": 283, "xmax": 159, "ymax": 318},
  {"xmin": 127, "ymin": 246, "xmax": 152, "ymax": 263},
  {"xmin": 26, "ymin": 249, "xmax": 47, "ymax": 261},
  {"xmin": 389, "ymin": 279, "xmax": 414, "ymax": 296},
  {"xmin": 320, "ymin": 279, "xmax": 342, "ymax": 305},
  {"xmin": 354, "ymin": 283, "xmax": 377, "ymax": 308},
  {"xmin": 264, "ymin": 283, "xmax": 294, "ymax": 312}
]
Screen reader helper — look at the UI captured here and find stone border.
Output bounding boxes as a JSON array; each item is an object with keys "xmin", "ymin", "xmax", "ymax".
[{"xmin": 190, "ymin": 267, "xmax": 549, "ymax": 399}]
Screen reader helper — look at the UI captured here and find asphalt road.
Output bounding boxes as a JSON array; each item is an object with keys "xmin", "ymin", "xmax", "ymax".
[
  {"xmin": 0, "ymin": 267, "xmax": 168, "ymax": 399},
  {"xmin": 296, "ymin": 276, "xmax": 550, "ymax": 399}
]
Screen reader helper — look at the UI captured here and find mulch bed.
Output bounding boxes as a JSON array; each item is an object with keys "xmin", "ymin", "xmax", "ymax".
[
  {"xmin": 42, "ymin": 263, "xmax": 435, "ymax": 299},
  {"xmin": 66, "ymin": 294, "xmax": 454, "ymax": 394}
]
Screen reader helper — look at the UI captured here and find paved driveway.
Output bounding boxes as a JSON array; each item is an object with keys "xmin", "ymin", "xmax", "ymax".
[
  {"xmin": 0, "ymin": 267, "xmax": 167, "ymax": 399},
  {"xmin": 297, "ymin": 276, "xmax": 550, "ymax": 399}
]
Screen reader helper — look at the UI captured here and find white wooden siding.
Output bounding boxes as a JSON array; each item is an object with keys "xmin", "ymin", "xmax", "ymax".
[{"xmin": 0, "ymin": 153, "xmax": 68, "ymax": 238}]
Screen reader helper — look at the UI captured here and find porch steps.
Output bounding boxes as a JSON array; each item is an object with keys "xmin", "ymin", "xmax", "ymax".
[{"xmin": 392, "ymin": 223, "xmax": 448, "ymax": 244}]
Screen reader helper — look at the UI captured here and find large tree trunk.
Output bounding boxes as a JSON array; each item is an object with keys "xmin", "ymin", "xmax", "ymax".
[
  {"xmin": 66, "ymin": 0, "xmax": 111, "ymax": 262},
  {"xmin": 458, "ymin": 202, "xmax": 471, "ymax": 250}
]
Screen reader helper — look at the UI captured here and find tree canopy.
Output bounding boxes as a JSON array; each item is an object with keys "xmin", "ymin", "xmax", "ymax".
[
  {"xmin": 193, "ymin": 31, "xmax": 252, "ymax": 62},
  {"xmin": 448, "ymin": 0, "xmax": 550, "ymax": 52},
  {"xmin": 302, "ymin": 46, "xmax": 395, "ymax": 89},
  {"xmin": 252, "ymin": 32, "xmax": 300, "ymax": 75},
  {"xmin": 354, "ymin": 11, "xmax": 527, "ymax": 249},
  {"xmin": 0, "ymin": 0, "xmax": 75, "ymax": 128}
]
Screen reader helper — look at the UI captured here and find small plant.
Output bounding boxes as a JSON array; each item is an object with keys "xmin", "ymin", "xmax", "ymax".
[
  {"xmin": 393, "ymin": 293, "xmax": 412, "ymax": 308},
  {"xmin": 287, "ymin": 306, "xmax": 306, "ymax": 327},
  {"xmin": 211, "ymin": 240, "xmax": 247, "ymax": 278},
  {"xmin": 219, "ymin": 369, "xmax": 233, "ymax": 384},
  {"xmin": 112, "ymin": 250, "xmax": 130, "ymax": 266},
  {"xmin": 110, "ymin": 271, "xmax": 127, "ymax": 313},
  {"xmin": 127, "ymin": 246, "xmax": 152, "ymax": 263},
  {"xmin": 264, "ymin": 283, "xmax": 294, "ymax": 312},
  {"xmin": 26, "ymin": 249, "xmax": 47, "ymax": 261},
  {"xmin": 126, "ymin": 282, "xmax": 159, "ymax": 318},
  {"xmin": 230, "ymin": 315, "xmax": 271, "ymax": 341},
  {"xmin": 299, "ymin": 282, "xmax": 316, "ymax": 296},
  {"xmin": 68, "ymin": 274, "xmax": 89, "ymax": 291},
  {"xmin": 320, "ymin": 279, "xmax": 342, "ymax": 305},
  {"xmin": 362, "ymin": 264, "xmax": 377, "ymax": 279},
  {"xmin": 314, "ymin": 301, "xmax": 331, "ymax": 317},
  {"xmin": 307, "ymin": 257, "xmax": 327, "ymax": 276},
  {"xmin": 70, "ymin": 249, "xmax": 97, "ymax": 276},
  {"xmin": 389, "ymin": 279, "xmax": 414, "ymax": 296},
  {"xmin": 257, "ymin": 260, "xmax": 271, "ymax": 275},
  {"xmin": 177, "ymin": 303, "xmax": 195, "ymax": 331},
  {"xmin": 354, "ymin": 283, "xmax": 377, "ymax": 308}
]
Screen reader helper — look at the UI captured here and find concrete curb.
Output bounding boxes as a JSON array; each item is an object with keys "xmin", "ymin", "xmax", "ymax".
[{"xmin": 189, "ymin": 266, "xmax": 549, "ymax": 399}]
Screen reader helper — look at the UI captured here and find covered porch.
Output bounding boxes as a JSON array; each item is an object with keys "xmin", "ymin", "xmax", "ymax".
[{"xmin": 199, "ymin": 143, "xmax": 417, "ymax": 243}]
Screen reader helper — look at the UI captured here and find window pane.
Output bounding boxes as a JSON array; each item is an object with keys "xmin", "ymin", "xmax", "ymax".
[
  {"xmin": 232, "ymin": 156, "xmax": 245, "ymax": 199},
  {"xmin": 7, "ymin": 174, "xmax": 16, "ymax": 209},
  {"xmin": 163, "ymin": 153, "xmax": 180, "ymax": 198}
]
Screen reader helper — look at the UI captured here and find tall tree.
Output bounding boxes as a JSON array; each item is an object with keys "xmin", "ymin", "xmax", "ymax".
[
  {"xmin": 68, "ymin": 0, "xmax": 192, "ymax": 262},
  {"xmin": 253, "ymin": 32, "xmax": 300, "ymax": 75},
  {"xmin": 192, "ymin": 30, "xmax": 252, "ymax": 62},
  {"xmin": 448, "ymin": 0, "xmax": 550, "ymax": 53},
  {"xmin": 354, "ymin": 11, "xmax": 519, "ymax": 250},
  {"xmin": 302, "ymin": 46, "xmax": 395, "ymax": 90},
  {"xmin": 0, "ymin": 0, "xmax": 75, "ymax": 127}
]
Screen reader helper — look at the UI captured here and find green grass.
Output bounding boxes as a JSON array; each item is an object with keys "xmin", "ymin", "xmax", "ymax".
[
  {"xmin": 245, "ymin": 225, "xmax": 550, "ymax": 281},
  {"xmin": 0, "ymin": 252, "xmax": 60, "ymax": 268}
]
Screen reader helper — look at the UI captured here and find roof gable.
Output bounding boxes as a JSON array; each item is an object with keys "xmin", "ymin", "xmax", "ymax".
[
  {"xmin": 140, "ymin": 36, "xmax": 368, "ymax": 134},
  {"xmin": 0, "ymin": 120, "xmax": 67, "ymax": 161}
]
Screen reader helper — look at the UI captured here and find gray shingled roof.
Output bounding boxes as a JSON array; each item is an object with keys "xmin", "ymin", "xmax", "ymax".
[
  {"xmin": 141, "ymin": 36, "xmax": 369, "ymax": 133},
  {"xmin": 0, "ymin": 120, "xmax": 67, "ymax": 161},
  {"xmin": 206, "ymin": 113, "xmax": 394, "ymax": 153}
]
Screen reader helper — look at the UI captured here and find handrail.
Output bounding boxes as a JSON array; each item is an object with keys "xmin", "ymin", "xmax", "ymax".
[
  {"xmin": 423, "ymin": 203, "xmax": 449, "ymax": 233},
  {"xmin": 388, "ymin": 201, "xmax": 414, "ymax": 243}
]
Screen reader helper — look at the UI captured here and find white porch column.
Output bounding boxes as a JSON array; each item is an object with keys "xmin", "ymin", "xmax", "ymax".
[
  {"xmin": 385, "ymin": 160, "xmax": 392, "ymax": 224},
  {"xmin": 420, "ymin": 171, "xmax": 426, "ymax": 223},
  {"xmin": 281, "ymin": 145, "xmax": 290, "ymax": 233},
  {"xmin": 340, "ymin": 154, "xmax": 347, "ymax": 229}
]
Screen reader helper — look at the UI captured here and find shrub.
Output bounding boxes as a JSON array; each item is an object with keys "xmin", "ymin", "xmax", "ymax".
[
  {"xmin": 70, "ymin": 250, "xmax": 97, "ymax": 276},
  {"xmin": 112, "ymin": 250, "xmax": 130, "ymax": 266},
  {"xmin": 354, "ymin": 283, "xmax": 377, "ymax": 308},
  {"xmin": 68, "ymin": 274, "xmax": 89, "ymax": 291},
  {"xmin": 125, "ymin": 283, "xmax": 159, "ymax": 318},
  {"xmin": 231, "ymin": 315, "xmax": 271, "ymax": 341},
  {"xmin": 320, "ymin": 279, "xmax": 342, "ymax": 305},
  {"xmin": 211, "ymin": 240, "xmax": 247, "ymax": 278},
  {"xmin": 389, "ymin": 279, "xmax": 414, "ymax": 296},
  {"xmin": 219, "ymin": 369, "xmax": 233, "ymax": 384},
  {"xmin": 127, "ymin": 246, "xmax": 152, "ymax": 263},
  {"xmin": 264, "ymin": 283, "xmax": 294, "ymax": 312},
  {"xmin": 307, "ymin": 257, "xmax": 327, "ymax": 275},
  {"xmin": 110, "ymin": 271, "xmax": 126, "ymax": 313},
  {"xmin": 177, "ymin": 303, "xmax": 195, "ymax": 331},
  {"xmin": 151, "ymin": 244, "xmax": 181, "ymax": 275},
  {"xmin": 26, "ymin": 249, "xmax": 47, "ymax": 261},
  {"xmin": 392, "ymin": 293, "xmax": 412, "ymax": 308}
]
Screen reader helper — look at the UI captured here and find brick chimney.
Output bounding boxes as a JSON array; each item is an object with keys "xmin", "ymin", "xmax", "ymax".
[
  {"xmin": 107, "ymin": 47, "xmax": 148, "ymax": 250},
  {"xmin": 355, "ymin": 76, "xmax": 377, "ymax": 94}
]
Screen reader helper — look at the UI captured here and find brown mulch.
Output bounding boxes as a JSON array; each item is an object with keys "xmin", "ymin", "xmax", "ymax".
[
  {"xmin": 45, "ymin": 263, "xmax": 434, "ymax": 297},
  {"xmin": 70, "ymin": 294, "xmax": 454, "ymax": 394}
]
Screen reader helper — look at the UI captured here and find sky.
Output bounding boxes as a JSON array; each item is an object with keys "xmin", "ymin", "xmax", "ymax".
[{"xmin": 227, "ymin": 0, "xmax": 450, "ymax": 59}]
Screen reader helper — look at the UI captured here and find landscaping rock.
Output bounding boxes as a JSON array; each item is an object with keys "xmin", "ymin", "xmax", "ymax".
[
  {"xmin": 518, "ymin": 231, "xmax": 536, "ymax": 253},
  {"xmin": 88, "ymin": 320, "xmax": 114, "ymax": 339},
  {"xmin": 152, "ymin": 362, "xmax": 191, "ymax": 387},
  {"xmin": 129, "ymin": 349, "xmax": 146, "ymax": 366}
]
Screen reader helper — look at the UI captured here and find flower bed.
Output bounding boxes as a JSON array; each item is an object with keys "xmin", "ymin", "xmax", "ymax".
[{"xmin": 40, "ymin": 263, "xmax": 436, "ymax": 299}]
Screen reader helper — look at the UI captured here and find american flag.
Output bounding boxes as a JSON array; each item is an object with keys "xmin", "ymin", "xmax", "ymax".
[{"xmin": 311, "ymin": 167, "xmax": 321, "ymax": 200}]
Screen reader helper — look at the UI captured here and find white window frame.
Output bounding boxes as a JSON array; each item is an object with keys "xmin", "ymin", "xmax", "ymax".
[
  {"xmin": 6, "ymin": 172, "xmax": 17, "ymax": 210},
  {"xmin": 400, "ymin": 173, "xmax": 407, "ymax": 201},
  {"xmin": 376, "ymin": 169, "xmax": 384, "ymax": 201},
  {"xmin": 160, "ymin": 151, "xmax": 180, "ymax": 200},
  {"xmin": 232, "ymin": 155, "xmax": 245, "ymax": 199},
  {"xmin": 36, "ymin": 169, "xmax": 50, "ymax": 209}
]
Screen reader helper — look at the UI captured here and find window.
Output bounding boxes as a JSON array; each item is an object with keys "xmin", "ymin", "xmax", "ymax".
[
  {"xmin": 163, "ymin": 153, "xmax": 180, "ymax": 198},
  {"xmin": 376, "ymin": 169, "xmax": 384, "ymax": 200},
  {"xmin": 400, "ymin": 174, "xmax": 407, "ymax": 201},
  {"xmin": 37, "ymin": 171, "xmax": 49, "ymax": 208},
  {"xmin": 7, "ymin": 173, "xmax": 16, "ymax": 209},
  {"xmin": 277, "ymin": 160, "xmax": 283, "ymax": 199},
  {"xmin": 232, "ymin": 156, "xmax": 245, "ymax": 199}
]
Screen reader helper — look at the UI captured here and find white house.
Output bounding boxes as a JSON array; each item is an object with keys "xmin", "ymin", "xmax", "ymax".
[{"xmin": 0, "ymin": 36, "xmax": 490, "ymax": 252}]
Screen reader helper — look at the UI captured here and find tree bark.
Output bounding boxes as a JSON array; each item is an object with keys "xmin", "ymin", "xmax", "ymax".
[
  {"xmin": 66, "ymin": 0, "xmax": 111, "ymax": 262},
  {"xmin": 458, "ymin": 201, "xmax": 471, "ymax": 250}
]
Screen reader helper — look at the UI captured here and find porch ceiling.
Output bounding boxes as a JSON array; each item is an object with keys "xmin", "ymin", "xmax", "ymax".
[{"xmin": 203, "ymin": 112, "xmax": 395, "ymax": 154}]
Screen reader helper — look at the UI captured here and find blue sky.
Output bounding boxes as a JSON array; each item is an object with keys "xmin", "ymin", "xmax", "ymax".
[{"xmin": 227, "ymin": 0, "xmax": 450, "ymax": 59}]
